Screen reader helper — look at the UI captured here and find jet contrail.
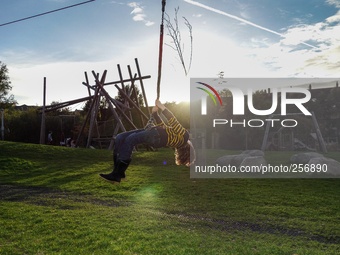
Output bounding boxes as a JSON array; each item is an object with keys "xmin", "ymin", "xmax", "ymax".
[{"xmin": 183, "ymin": 0, "xmax": 317, "ymax": 49}]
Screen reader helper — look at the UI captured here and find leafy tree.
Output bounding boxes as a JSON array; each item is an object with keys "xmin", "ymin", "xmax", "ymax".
[
  {"xmin": 113, "ymin": 84, "xmax": 146, "ymax": 129},
  {"xmin": 46, "ymin": 101, "xmax": 71, "ymax": 116},
  {"xmin": 4, "ymin": 107, "xmax": 41, "ymax": 143},
  {"xmin": 98, "ymin": 97, "xmax": 111, "ymax": 121},
  {"xmin": 0, "ymin": 61, "xmax": 17, "ymax": 109},
  {"xmin": 306, "ymin": 87, "xmax": 340, "ymax": 138},
  {"xmin": 80, "ymin": 85, "xmax": 146, "ymax": 132},
  {"xmin": 114, "ymin": 84, "xmax": 144, "ymax": 107},
  {"xmin": 82, "ymin": 96, "xmax": 124, "ymax": 121}
]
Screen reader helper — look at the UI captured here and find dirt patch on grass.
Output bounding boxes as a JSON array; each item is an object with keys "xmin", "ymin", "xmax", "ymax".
[
  {"xmin": 0, "ymin": 184, "xmax": 130, "ymax": 208},
  {"xmin": 150, "ymin": 210, "xmax": 340, "ymax": 245}
]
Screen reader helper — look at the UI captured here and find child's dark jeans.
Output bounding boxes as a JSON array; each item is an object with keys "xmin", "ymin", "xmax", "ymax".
[{"xmin": 114, "ymin": 128, "xmax": 160, "ymax": 159}]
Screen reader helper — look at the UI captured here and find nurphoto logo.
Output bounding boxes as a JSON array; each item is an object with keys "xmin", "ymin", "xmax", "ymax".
[
  {"xmin": 196, "ymin": 82, "xmax": 223, "ymax": 115},
  {"xmin": 190, "ymin": 78, "xmax": 340, "ymax": 179},
  {"xmin": 197, "ymin": 82, "xmax": 312, "ymax": 116},
  {"xmin": 194, "ymin": 79, "xmax": 312, "ymax": 129}
]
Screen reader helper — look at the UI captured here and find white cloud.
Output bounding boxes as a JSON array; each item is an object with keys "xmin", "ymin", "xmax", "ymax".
[
  {"xmin": 127, "ymin": 2, "xmax": 138, "ymax": 8},
  {"xmin": 128, "ymin": 2, "xmax": 154, "ymax": 26},
  {"xmin": 292, "ymin": 18, "xmax": 306, "ymax": 24},
  {"xmin": 131, "ymin": 7, "xmax": 142, "ymax": 14},
  {"xmin": 128, "ymin": 2, "xmax": 142, "ymax": 14},
  {"xmin": 133, "ymin": 14, "xmax": 146, "ymax": 21},
  {"xmin": 248, "ymin": 9, "xmax": 340, "ymax": 77},
  {"xmin": 326, "ymin": 9, "xmax": 340, "ymax": 22},
  {"xmin": 281, "ymin": 10, "xmax": 340, "ymax": 47},
  {"xmin": 145, "ymin": 21, "xmax": 154, "ymax": 26},
  {"xmin": 326, "ymin": 0, "xmax": 340, "ymax": 8}
]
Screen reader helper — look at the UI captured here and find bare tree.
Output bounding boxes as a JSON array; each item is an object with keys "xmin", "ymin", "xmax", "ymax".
[{"xmin": 164, "ymin": 7, "xmax": 193, "ymax": 76}]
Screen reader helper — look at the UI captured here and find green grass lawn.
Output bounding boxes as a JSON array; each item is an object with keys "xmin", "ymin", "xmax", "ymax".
[{"xmin": 1, "ymin": 141, "xmax": 340, "ymax": 254}]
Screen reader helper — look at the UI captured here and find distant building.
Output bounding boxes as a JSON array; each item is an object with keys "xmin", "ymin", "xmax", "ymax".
[{"xmin": 14, "ymin": 105, "xmax": 37, "ymax": 111}]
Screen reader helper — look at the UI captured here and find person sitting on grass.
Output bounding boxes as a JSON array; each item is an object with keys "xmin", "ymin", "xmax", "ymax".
[
  {"xmin": 47, "ymin": 131, "xmax": 53, "ymax": 145},
  {"xmin": 99, "ymin": 99, "xmax": 195, "ymax": 185}
]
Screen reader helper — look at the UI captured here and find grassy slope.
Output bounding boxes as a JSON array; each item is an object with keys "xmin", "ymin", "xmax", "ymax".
[{"xmin": 1, "ymin": 141, "xmax": 340, "ymax": 254}]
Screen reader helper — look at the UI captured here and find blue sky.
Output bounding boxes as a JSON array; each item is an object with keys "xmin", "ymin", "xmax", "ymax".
[{"xmin": 1, "ymin": 0, "xmax": 340, "ymax": 108}]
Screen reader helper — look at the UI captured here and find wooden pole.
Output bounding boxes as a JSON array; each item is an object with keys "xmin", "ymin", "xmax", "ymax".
[
  {"xmin": 128, "ymin": 65, "xmax": 145, "ymax": 127},
  {"xmin": 311, "ymin": 111, "xmax": 328, "ymax": 153},
  {"xmin": 291, "ymin": 131, "xmax": 294, "ymax": 151},
  {"xmin": 40, "ymin": 77, "xmax": 46, "ymax": 144},
  {"xmin": 83, "ymin": 82, "xmax": 136, "ymax": 130},
  {"xmin": 135, "ymin": 58, "xmax": 151, "ymax": 117},
  {"xmin": 87, "ymin": 92, "xmax": 101, "ymax": 148},
  {"xmin": 82, "ymin": 82, "xmax": 126, "ymax": 132},
  {"xmin": 38, "ymin": 95, "xmax": 94, "ymax": 113},
  {"xmin": 60, "ymin": 117, "xmax": 63, "ymax": 145},
  {"xmin": 87, "ymin": 72, "xmax": 106, "ymax": 148},
  {"xmin": 82, "ymin": 82, "xmax": 130, "ymax": 110},
  {"xmin": 245, "ymin": 126, "xmax": 248, "ymax": 150},
  {"xmin": 75, "ymin": 86, "xmax": 101, "ymax": 147},
  {"xmin": 211, "ymin": 132, "xmax": 214, "ymax": 149},
  {"xmin": 117, "ymin": 64, "xmax": 125, "ymax": 90},
  {"xmin": 91, "ymin": 71, "xmax": 137, "ymax": 130},
  {"xmin": 108, "ymin": 98, "xmax": 126, "ymax": 150},
  {"xmin": 1, "ymin": 109, "xmax": 4, "ymax": 141},
  {"xmin": 114, "ymin": 84, "xmax": 149, "ymax": 120},
  {"xmin": 117, "ymin": 64, "xmax": 134, "ymax": 123},
  {"xmin": 261, "ymin": 114, "xmax": 273, "ymax": 151},
  {"xmin": 95, "ymin": 72, "xmax": 106, "ymax": 149},
  {"xmin": 38, "ymin": 96, "xmax": 91, "ymax": 109},
  {"xmin": 102, "ymin": 75, "xmax": 151, "ymax": 86},
  {"xmin": 84, "ymin": 71, "xmax": 92, "ymax": 97},
  {"xmin": 201, "ymin": 129, "xmax": 206, "ymax": 166}
]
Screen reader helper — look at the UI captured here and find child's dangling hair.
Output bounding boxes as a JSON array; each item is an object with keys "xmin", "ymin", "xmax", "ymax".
[{"xmin": 175, "ymin": 141, "xmax": 195, "ymax": 167}]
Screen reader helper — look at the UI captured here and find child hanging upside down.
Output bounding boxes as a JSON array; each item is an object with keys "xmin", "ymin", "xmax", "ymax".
[{"xmin": 99, "ymin": 99, "xmax": 195, "ymax": 185}]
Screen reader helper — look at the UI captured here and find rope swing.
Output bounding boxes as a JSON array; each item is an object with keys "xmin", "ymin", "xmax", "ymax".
[
  {"xmin": 156, "ymin": 0, "xmax": 166, "ymax": 100},
  {"xmin": 144, "ymin": 0, "xmax": 166, "ymax": 130}
]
